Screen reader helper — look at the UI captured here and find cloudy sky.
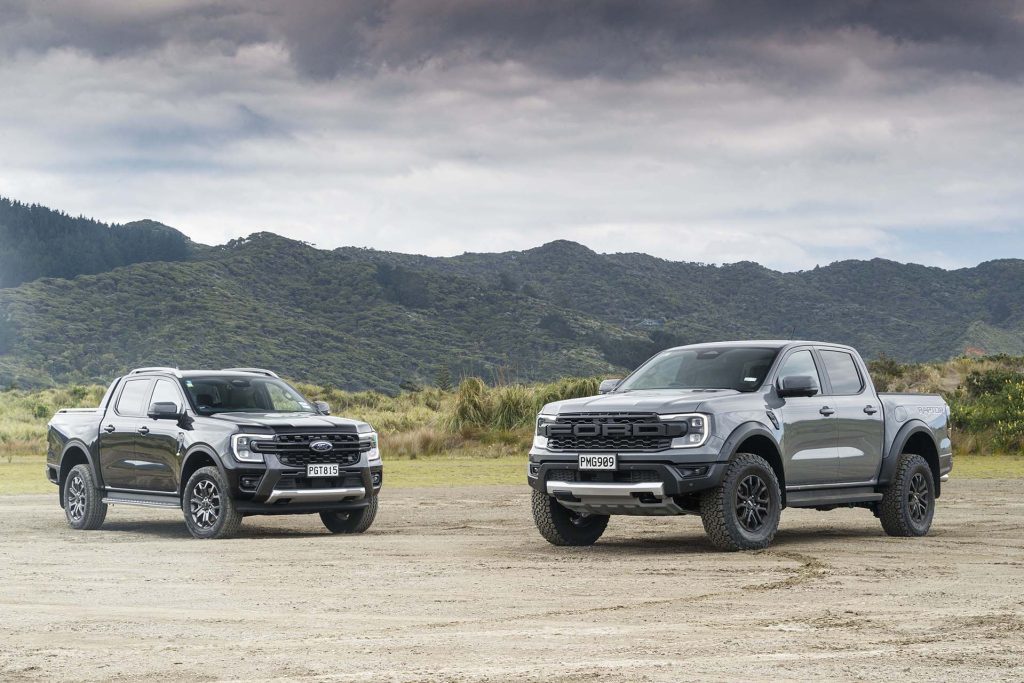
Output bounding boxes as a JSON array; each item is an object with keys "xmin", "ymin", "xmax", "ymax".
[{"xmin": 1, "ymin": 0, "xmax": 1022, "ymax": 270}]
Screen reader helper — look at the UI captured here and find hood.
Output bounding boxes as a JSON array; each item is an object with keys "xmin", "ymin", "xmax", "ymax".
[
  {"xmin": 543, "ymin": 389, "xmax": 741, "ymax": 415},
  {"xmin": 207, "ymin": 412, "xmax": 366, "ymax": 432}
]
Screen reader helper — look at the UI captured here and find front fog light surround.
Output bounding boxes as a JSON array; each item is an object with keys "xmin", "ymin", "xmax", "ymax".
[
  {"xmin": 659, "ymin": 413, "xmax": 711, "ymax": 448},
  {"xmin": 231, "ymin": 434, "xmax": 268, "ymax": 463}
]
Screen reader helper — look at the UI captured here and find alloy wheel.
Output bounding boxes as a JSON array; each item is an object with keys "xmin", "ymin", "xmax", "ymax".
[
  {"xmin": 66, "ymin": 474, "xmax": 86, "ymax": 521},
  {"xmin": 908, "ymin": 472, "xmax": 931, "ymax": 524},
  {"xmin": 190, "ymin": 479, "xmax": 221, "ymax": 529},
  {"xmin": 735, "ymin": 474, "xmax": 770, "ymax": 533}
]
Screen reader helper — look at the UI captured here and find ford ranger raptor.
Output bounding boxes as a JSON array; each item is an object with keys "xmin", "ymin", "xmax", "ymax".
[{"xmin": 528, "ymin": 341, "xmax": 952, "ymax": 551}]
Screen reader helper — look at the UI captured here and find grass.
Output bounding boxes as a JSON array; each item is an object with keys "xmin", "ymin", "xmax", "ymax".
[{"xmin": 4, "ymin": 358, "xmax": 1024, "ymax": 496}]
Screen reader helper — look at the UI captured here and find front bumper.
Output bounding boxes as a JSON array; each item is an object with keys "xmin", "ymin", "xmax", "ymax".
[
  {"xmin": 528, "ymin": 445, "xmax": 728, "ymax": 516},
  {"xmin": 223, "ymin": 453, "xmax": 383, "ymax": 515}
]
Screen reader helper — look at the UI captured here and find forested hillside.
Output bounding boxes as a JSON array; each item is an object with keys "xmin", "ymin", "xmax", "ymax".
[
  {"xmin": 0, "ymin": 197, "xmax": 198, "ymax": 288},
  {"xmin": 0, "ymin": 198, "xmax": 1022, "ymax": 390}
]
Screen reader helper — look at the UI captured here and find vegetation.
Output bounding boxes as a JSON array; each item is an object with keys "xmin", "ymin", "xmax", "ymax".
[
  {"xmin": 3, "ymin": 196, "xmax": 1024, "ymax": 391},
  {"xmin": 2, "ymin": 357, "xmax": 1024, "ymax": 495},
  {"xmin": 0, "ymin": 196, "xmax": 197, "ymax": 288}
]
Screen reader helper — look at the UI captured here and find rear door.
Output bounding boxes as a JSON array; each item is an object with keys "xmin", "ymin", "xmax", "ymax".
[
  {"xmin": 775, "ymin": 348, "xmax": 839, "ymax": 486},
  {"xmin": 817, "ymin": 348, "xmax": 884, "ymax": 483},
  {"xmin": 98, "ymin": 378, "xmax": 153, "ymax": 489},
  {"xmin": 133, "ymin": 378, "xmax": 186, "ymax": 493}
]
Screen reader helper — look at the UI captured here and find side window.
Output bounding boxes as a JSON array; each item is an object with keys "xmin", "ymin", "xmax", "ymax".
[
  {"xmin": 115, "ymin": 379, "xmax": 152, "ymax": 417},
  {"xmin": 777, "ymin": 350, "xmax": 821, "ymax": 387},
  {"xmin": 150, "ymin": 380, "xmax": 183, "ymax": 412},
  {"xmin": 819, "ymin": 350, "xmax": 864, "ymax": 395}
]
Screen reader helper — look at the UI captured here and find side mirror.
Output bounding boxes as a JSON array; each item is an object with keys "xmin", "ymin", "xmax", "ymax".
[
  {"xmin": 148, "ymin": 401, "xmax": 181, "ymax": 420},
  {"xmin": 599, "ymin": 378, "xmax": 622, "ymax": 394},
  {"xmin": 314, "ymin": 400, "xmax": 331, "ymax": 415},
  {"xmin": 777, "ymin": 375, "xmax": 819, "ymax": 398}
]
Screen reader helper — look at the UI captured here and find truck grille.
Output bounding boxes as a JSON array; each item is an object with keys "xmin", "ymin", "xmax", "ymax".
[
  {"xmin": 548, "ymin": 468, "xmax": 663, "ymax": 483},
  {"xmin": 545, "ymin": 413, "xmax": 675, "ymax": 452},
  {"xmin": 252, "ymin": 433, "xmax": 372, "ymax": 467}
]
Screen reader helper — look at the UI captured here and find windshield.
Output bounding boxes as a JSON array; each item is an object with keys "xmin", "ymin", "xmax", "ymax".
[
  {"xmin": 615, "ymin": 346, "xmax": 780, "ymax": 392},
  {"xmin": 181, "ymin": 376, "xmax": 315, "ymax": 415}
]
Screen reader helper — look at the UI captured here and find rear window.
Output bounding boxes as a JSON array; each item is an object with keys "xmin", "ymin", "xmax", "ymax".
[{"xmin": 819, "ymin": 350, "xmax": 863, "ymax": 394}]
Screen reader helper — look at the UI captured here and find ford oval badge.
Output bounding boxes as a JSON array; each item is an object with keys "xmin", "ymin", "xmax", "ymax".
[{"xmin": 310, "ymin": 440, "xmax": 333, "ymax": 453}]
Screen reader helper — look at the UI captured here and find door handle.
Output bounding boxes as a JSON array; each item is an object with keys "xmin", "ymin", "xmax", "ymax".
[
  {"xmin": 137, "ymin": 426, "xmax": 150, "ymax": 435},
  {"xmin": 103, "ymin": 424, "xmax": 116, "ymax": 433},
  {"xmin": 819, "ymin": 407, "xmax": 835, "ymax": 417},
  {"xmin": 864, "ymin": 405, "xmax": 878, "ymax": 415}
]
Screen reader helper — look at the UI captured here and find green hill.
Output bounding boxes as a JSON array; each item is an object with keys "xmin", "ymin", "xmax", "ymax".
[
  {"xmin": 0, "ymin": 197, "xmax": 198, "ymax": 288},
  {"xmin": 0, "ymin": 198, "xmax": 1022, "ymax": 390}
]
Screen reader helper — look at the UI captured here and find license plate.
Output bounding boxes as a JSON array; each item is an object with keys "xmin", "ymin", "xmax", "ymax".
[
  {"xmin": 307, "ymin": 463, "xmax": 339, "ymax": 478},
  {"xmin": 579, "ymin": 454, "xmax": 616, "ymax": 470}
]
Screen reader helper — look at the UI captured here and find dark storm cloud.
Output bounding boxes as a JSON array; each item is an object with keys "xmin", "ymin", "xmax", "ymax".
[{"xmin": 2, "ymin": 0, "xmax": 1022, "ymax": 80}]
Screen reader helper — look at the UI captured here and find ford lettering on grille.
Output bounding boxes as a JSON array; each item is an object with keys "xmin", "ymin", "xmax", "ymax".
[
  {"xmin": 309, "ymin": 440, "xmax": 334, "ymax": 453},
  {"xmin": 540, "ymin": 422, "xmax": 683, "ymax": 438}
]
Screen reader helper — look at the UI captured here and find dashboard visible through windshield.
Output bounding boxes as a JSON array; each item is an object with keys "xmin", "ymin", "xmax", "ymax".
[
  {"xmin": 181, "ymin": 376, "xmax": 315, "ymax": 414},
  {"xmin": 615, "ymin": 346, "xmax": 780, "ymax": 393}
]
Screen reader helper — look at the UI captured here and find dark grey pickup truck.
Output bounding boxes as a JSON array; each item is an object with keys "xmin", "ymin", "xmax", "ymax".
[
  {"xmin": 47, "ymin": 367, "xmax": 382, "ymax": 539},
  {"xmin": 528, "ymin": 341, "xmax": 952, "ymax": 550}
]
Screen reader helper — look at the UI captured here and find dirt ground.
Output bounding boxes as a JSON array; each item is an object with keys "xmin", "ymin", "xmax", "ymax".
[{"xmin": 1, "ymin": 479, "xmax": 1022, "ymax": 682}]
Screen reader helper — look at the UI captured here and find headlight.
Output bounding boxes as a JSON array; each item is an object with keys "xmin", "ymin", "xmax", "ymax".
[
  {"xmin": 363, "ymin": 431, "xmax": 381, "ymax": 462},
  {"xmin": 536, "ymin": 414, "xmax": 557, "ymax": 434},
  {"xmin": 534, "ymin": 414, "xmax": 557, "ymax": 449},
  {"xmin": 659, "ymin": 413, "xmax": 710, "ymax": 448},
  {"xmin": 231, "ymin": 434, "xmax": 268, "ymax": 463}
]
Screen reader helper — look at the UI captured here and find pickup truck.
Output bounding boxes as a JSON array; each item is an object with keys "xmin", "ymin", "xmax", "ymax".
[
  {"xmin": 528, "ymin": 341, "xmax": 952, "ymax": 551},
  {"xmin": 46, "ymin": 367, "xmax": 383, "ymax": 539}
]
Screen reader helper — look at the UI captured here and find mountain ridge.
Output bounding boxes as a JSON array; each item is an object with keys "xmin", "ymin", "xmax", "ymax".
[{"xmin": 0, "ymin": 198, "xmax": 1022, "ymax": 390}]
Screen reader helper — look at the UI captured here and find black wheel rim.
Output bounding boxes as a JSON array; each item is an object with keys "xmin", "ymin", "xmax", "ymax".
[
  {"xmin": 190, "ymin": 479, "xmax": 221, "ymax": 529},
  {"xmin": 67, "ymin": 474, "xmax": 86, "ymax": 521},
  {"xmin": 735, "ymin": 474, "xmax": 770, "ymax": 533},
  {"xmin": 908, "ymin": 472, "xmax": 931, "ymax": 524}
]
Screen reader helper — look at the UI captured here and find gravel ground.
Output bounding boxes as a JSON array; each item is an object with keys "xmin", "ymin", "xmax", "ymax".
[{"xmin": 1, "ymin": 479, "xmax": 1022, "ymax": 682}]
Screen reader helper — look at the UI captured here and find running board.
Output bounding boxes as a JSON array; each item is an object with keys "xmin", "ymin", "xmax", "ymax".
[
  {"xmin": 786, "ymin": 487, "xmax": 882, "ymax": 508},
  {"xmin": 102, "ymin": 491, "xmax": 181, "ymax": 509}
]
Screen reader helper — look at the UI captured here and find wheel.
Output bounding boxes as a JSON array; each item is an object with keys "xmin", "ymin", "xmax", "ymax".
[
  {"xmin": 531, "ymin": 489, "xmax": 609, "ymax": 546},
  {"xmin": 879, "ymin": 453, "xmax": 935, "ymax": 537},
  {"xmin": 320, "ymin": 496, "xmax": 378, "ymax": 534},
  {"xmin": 699, "ymin": 453, "xmax": 782, "ymax": 551},
  {"xmin": 63, "ymin": 464, "xmax": 107, "ymax": 530},
  {"xmin": 182, "ymin": 466, "xmax": 242, "ymax": 539}
]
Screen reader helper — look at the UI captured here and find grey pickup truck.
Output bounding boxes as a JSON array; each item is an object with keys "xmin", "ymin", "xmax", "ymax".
[
  {"xmin": 46, "ymin": 367, "xmax": 383, "ymax": 539},
  {"xmin": 528, "ymin": 341, "xmax": 952, "ymax": 551}
]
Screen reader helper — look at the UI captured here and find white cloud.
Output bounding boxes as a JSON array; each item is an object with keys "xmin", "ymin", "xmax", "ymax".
[{"xmin": 0, "ymin": 1, "xmax": 1022, "ymax": 270}]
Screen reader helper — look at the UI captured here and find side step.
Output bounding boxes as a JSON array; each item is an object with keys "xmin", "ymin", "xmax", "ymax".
[
  {"xmin": 102, "ymin": 491, "xmax": 181, "ymax": 509},
  {"xmin": 786, "ymin": 487, "xmax": 882, "ymax": 508}
]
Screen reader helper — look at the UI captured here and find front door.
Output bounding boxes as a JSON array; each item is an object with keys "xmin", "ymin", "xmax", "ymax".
[
  {"xmin": 817, "ymin": 348, "xmax": 885, "ymax": 483},
  {"xmin": 98, "ymin": 378, "xmax": 152, "ymax": 490},
  {"xmin": 133, "ymin": 378, "xmax": 185, "ymax": 493},
  {"xmin": 776, "ymin": 348, "xmax": 839, "ymax": 486}
]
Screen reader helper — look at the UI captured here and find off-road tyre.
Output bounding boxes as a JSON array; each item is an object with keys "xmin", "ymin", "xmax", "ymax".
[
  {"xmin": 182, "ymin": 466, "xmax": 242, "ymax": 539},
  {"xmin": 531, "ymin": 489, "xmax": 609, "ymax": 546},
  {"xmin": 699, "ymin": 453, "xmax": 782, "ymax": 551},
  {"xmin": 64, "ymin": 464, "xmax": 107, "ymax": 530},
  {"xmin": 879, "ymin": 453, "xmax": 934, "ymax": 537},
  {"xmin": 320, "ymin": 496, "xmax": 378, "ymax": 534}
]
